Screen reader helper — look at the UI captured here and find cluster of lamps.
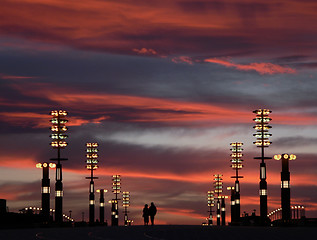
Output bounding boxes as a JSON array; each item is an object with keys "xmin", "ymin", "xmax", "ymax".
[
  {"xmin": 229, "ymin": 142, "xmax": 244, "ymax": 224},
  {"xmin": 253, "ymin": 108, "xmax": 272, "ymax": 223},
  {"xmin": 207, "ymin": 191, "xmax": 215, "ymax": 225},
  {"xmin": 50, "ymin": 110, "xmax": 68, "ymax": 224},
  {"xmin": 111, "ymin": 175, "xmax": 121, "ymax": 226},
  {"xmin": 123, "ymin": 191, "xmax": 130, "ymax": 226},
  {"xmin": 86, "ymin": 142, "xmax": 99, "ymax": 225}
]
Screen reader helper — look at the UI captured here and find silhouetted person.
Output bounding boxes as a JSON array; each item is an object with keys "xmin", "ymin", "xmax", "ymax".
[
  {"xmin": 143, "ymin": 204, "xmax": 149, "ymax": 226},
  {"xmin": 149, "ymin": 202, "xmax": 157, "ymax": 225}
]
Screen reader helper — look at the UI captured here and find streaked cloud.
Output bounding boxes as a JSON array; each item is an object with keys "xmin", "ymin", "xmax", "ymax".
[
  {"xmin": 0, "ymin": 73, "xmax": 37, "ymax": 80},
  {"xmin": 205, "ymin": 58, "xmax": 296, "ymax": 75}
]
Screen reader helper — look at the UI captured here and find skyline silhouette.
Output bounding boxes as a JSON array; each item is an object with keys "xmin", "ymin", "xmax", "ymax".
[{"xmin": 0, "ymin": 108, "xmax": 315, "ymax": 225}]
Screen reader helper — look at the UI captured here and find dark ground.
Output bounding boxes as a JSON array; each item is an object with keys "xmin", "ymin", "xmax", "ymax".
[{"xmin": 0, "ymin": 225, "xmax": 316, "ymax": 240}]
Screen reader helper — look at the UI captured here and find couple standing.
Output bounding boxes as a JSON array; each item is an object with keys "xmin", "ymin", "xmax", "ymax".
[{"xmin": 143, "ymin": 202, "xmax": 157, "ymax": 225}]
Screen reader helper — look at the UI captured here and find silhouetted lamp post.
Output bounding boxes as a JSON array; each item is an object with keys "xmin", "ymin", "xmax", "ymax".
[
  {"xmin": 36, "ymin": 162, "xmax": 56, "ymax": 223},
  {"xmin": 111, "ymin": 174, "xmax": 121, "ymax": 226},
  {"xmin": 253, "ymin": 109, "xmax": 272, "ymax": 224},
  {"xmin": 230, "ymin": 142, "xmax": 244, "ymax": 224},
  {"xmin": 274, "ymin": 153, "xmax": 296, "ymax": 223},
  {"xmin": 123, "ymin": 191, "xmax": 130, "ymax": 226},
  {"xmin": 220, "ymin": 196, "xmax": 228, "ymax": 226},
  {"xmin": 207, "ymin": 191, "xmax": 215, "ymax": 226},
  {"xmin": 50, "ymin": 110, "xmax": 68, "ymax": 224},
  {"xmin": 96, "ymin": 189, "xmax": 107, "ymax": 224},
  {"xmin": 227, "ymin": 186, "xmax": 235, "ymax": 224},
  {"xmin": 86, "ymin": 142, "xmax": 99, "ymax": 225}
]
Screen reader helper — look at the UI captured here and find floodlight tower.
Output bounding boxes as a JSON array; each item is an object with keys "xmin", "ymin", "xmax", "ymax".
[
  {"xmin": 123, "ymin": 192, "xmax": 130, "ymax": 226},
  {"xmin": 207, "ymin": 191, "xmax": 215, "ymax": 226},
  {"xmin": 50, "ymin": 110, "xmax": 68, "ymax": 224},
  {"xmin": 253, "ymin": 109, "xmax": 272, "ymax": 224},
  {"xmin": 230, "ymin": 142, "xmax": 244, "ymax": 224},
  {"xmin": 86, "ymin": 143, "xmax": 99, "ymax": 225},
  {"xmin": 36, "ymin": 162, "xmax": 56, "ymax": 223},
  {"xmin": 96, "ymin": 189, "xmax": 107, "ymax": 224},
  {"xmin": 214, "ymin": 174, "xmax": 223, "ymax": 226},
  {"xmin": 274, "ymin": 154, "xmax": 296, "ymax": 223},
  {"xmin": 111, "ymin": 174, "xmax": 121, "ymax": 226}
]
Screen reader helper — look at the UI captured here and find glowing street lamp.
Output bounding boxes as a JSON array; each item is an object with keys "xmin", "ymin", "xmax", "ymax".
[
  {"xmin": 50, "ymin": 110, "xmax": 68, "ymax": 224},
  {"xmin": 230, "ymin": 142, "xmax": 244, "ymax": 224},
  {"xmin": 274, "ymin": 153, "xmax": 296, "ymax": 223},
  {"xmin": 96, "ymin": 189, "xmax": 107, "ymax": 224},
  {"xmin": 253, "ymin": 109, "xmax": 272, "ymax": 224},
  {"xmin": 86, "ymin": 142, "xmax": 99, "ymax": 225},
  {"xmin": 111, "ymin": 174, "xmax": 121, "ymax": 226},
  {"xmin": 36, "ymin": 162, "xmax": 56, "ymax": 224},
  {"xmin": 207, "ymin": 191, "xmax": 215, "ymax": 226},
  {"xmin": 123, "ymin": 191, "xmax": 130, "ymax": 226}
]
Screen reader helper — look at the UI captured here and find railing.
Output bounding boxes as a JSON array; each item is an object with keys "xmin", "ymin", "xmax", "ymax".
[
  {"xmin": 19, "ymin": 206, "xmax": 74, "ymax": 222},
  {"xmin": 267, "ymin": 205, "xmax": 305, "ymax": 221}
]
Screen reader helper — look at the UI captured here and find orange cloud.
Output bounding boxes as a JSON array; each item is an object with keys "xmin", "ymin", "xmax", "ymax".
[
  {"xmin": 6, "ymin": 83, "xmax": 317, "ymax": 127},
  {"xmin": 205, "ymin": 58, "xmax": 296, "ymax": 75},
  {"xmin": 45, "ymin": 92, "xmax": 317, "ymax": 126},
  {"xmin": 0, "ymin": 112, "xmax": 109, "ymax": 128},
  {"xmin": 0, "ymin": 156, "xmax": 36, "ymax": 169}
]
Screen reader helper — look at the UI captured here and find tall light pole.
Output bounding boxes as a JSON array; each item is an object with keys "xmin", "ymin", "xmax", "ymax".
[
  {"xmin": 230, "ymin": 142, "xmax": 244, "ymax": 224},
  {"xmin": 274, "ymin": 154, "xmax": 296, "ymax": 224},
  {"xmin": 96, "ymin": 189, "xmax": 107, "ymax": 224},
  {"xmin": 86, "ymin": 142, "xmax": 99, "ymax": 225},
  {"xmin": 207, "ymin": 191, "xmax": 215, "ymax": 226},
  {"xmin": 111, "ymin": 174, "xmax": 121, "ymax": 226},
  {"xmin": 123, "ymin": 191, "xmax": 130, "ymax": 226},
  {"xmin": 50, "ymin": 110, "xmax": 68, "ymax": 224},
  {"xmin": 36, "ymin": 162, "xmax": 56, "ymax": 224},
  {"xmin": 214, "ymin": 174, "xmax": 223, "ymax": 226},
  {"xmin": 253, "ymin": 109, "xmax": 272, "ymax": 224}
]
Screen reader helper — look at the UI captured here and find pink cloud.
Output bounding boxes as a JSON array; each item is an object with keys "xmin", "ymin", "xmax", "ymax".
[
  {"xmin": 205, "ymin": 58, "xmax": 296, "ymax": 75},
  {"xmin": 171, "ymin": 56, "xmax": 193, "ymax": 65},
  {"xmin": 132, "ymin": 48, "xmax": 157, "ymax": 55},
  {"xmin": 0, "ymin": 73, "xmax": 37, "ymax": 80}
]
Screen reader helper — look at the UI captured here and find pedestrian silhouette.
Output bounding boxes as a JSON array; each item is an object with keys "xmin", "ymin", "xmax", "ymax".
[
  {"xmin": 142, "ymin": 204, "xmax": 149, "ymax": 226},
  {"xmin": 149, "ymin": 202, "xmax": 157, "ymax": 225}
]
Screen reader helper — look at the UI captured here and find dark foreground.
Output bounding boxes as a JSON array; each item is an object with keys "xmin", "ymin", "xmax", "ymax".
[{"xmin": 1, "ymin": 225, "xmax": 317, "ymax": 240}]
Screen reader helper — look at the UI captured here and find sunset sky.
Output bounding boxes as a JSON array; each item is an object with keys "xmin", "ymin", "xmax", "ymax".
[{"xmin": 1, "ymin": 0, "xmax": 317, "ymax": 225}]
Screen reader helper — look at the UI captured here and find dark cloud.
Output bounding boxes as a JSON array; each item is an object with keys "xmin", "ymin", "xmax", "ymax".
[
  {"xmin": 273, "ymin": 137, "xmax": 317, "ymax": 148},
  {"xmin": 177, "ymin": 1, "xmax": 226, "ymax": 13}
]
